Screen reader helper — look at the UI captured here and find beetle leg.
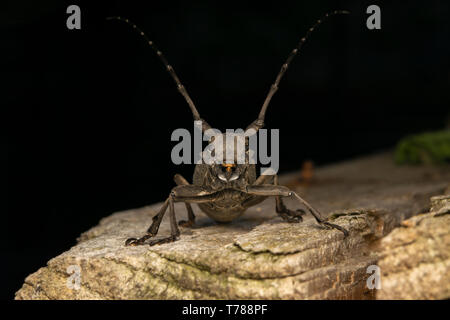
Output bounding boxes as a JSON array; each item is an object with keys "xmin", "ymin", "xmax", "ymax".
[
  {"xmin": 147, "ymin": 194, "xmax": 180, "ymax": 246},
  {"xmin": 173, "ymin": 174, "xmax": 196, "ymax": 227},
  {"xmin": 245, "ymin": 184, "xmax": 348, "ymax": 237},
  {"xmin": 125, "ymin": 197, "xmax": 170, "ymax": 246},
  {"xmin": 125, "ymin": 185, "xmax": 218, "ymax": 246},
  {"xmin": 179, "ymin": 203, "xmax": 196, "ymax": 227},
  {"xmin": 273, "ymin": 175, "xmax": 305, "ymax": 223}
]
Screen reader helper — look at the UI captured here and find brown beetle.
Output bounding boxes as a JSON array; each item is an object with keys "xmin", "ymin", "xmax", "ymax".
[{"xmin": 107, "ymin": 11, "xmax": 350, "ymax": 246}]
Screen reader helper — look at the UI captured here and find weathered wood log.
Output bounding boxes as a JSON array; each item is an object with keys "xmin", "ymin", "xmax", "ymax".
[
  {"xmin": 376, "ymin": 195, "xmax": 450, "ymax": 299},
  {"xmin": 15, "ymin": 152, "xmax": 450, "ymax": 299}
]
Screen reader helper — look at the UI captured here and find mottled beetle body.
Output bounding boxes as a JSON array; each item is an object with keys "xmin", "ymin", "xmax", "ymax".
[
  {"xmin": 192, "ymin": 162, "xmax": 259, "ymax": 222},
  {"xmin": 107, "ymin": 11, "xmax": 350, "ymax": 246}
]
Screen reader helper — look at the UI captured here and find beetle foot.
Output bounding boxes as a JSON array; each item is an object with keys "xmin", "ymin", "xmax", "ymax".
[
  {"xmin": 125, "ymin": 238, "xmax": 141, "ymax": 246},
  {"xmin": 148, "ymin": 235, "xmax": 178, "ymax": 246},
  {"xmin": 125, "ymin": 233, "xmax": 155, "ymax": 246},
  {"xmin": 294, "ymin": 209, "xmax": 306, "ymax": 216},
  {"xmin": 279, "ymin": 209, "xmax": 305, "ymax": 223},
  {"xmin": 280, "ymin": 212, "xmax": 303, "ymax": 223},
  {"xmin": 286, "ymin": 216, "xmax": 303, "ymax": 223},
  {"xmin": 178, "ymin": 219, "xmax": 196, "ymax": 228},
  {"xmin": 321, "ymin": 221, "xmax": 349, "ymax": 238}
]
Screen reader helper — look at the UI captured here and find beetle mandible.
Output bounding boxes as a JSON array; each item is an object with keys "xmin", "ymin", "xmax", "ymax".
[{"xmin": 106, "ymin": 10, "xmax": 350, "ymax": 246}]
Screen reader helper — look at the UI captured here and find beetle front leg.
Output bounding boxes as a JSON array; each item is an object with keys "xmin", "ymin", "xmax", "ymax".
[
  {"xmin": 173, "ymin": 174, "xmax": 196, "ymax": 228},
  {"xmin": 274, "ymin": 175, "xmax": 305, "ymax": 223},
  {"xmin": 125, "ymin": 185, "xmax": 217, "ymax": 246},
  {"xmin": 147, "ymin": 193, "xmax": 180, "ymax": 246},
  {"xmin": 246, "ymin": 185, "xmax": 349, "ymax": 237},
  {"xmin": 252, "ymin": 175, "xmax": 305, "ymax": 222},
  {"xmin": 125, "ymin": 197, "xmax": 170, "ymax": 246},
  {"xmin": 179, "ymin": 203, "xmax": 196, "ymax": 228}
]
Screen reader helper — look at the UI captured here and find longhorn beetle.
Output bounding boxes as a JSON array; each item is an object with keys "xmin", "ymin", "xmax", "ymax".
[{"xmin": 106, "ymin": 10, "xmax": 350, "ymax": 246}]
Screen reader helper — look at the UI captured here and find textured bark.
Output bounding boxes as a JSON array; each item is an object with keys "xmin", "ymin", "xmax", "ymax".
[
  {"xmin": 15, "ymin": 152, "xmax": 450, "ymax": 300},
  {"xmin": 376, "ymin": 195, "xmax": 450, "ymax": 299}
]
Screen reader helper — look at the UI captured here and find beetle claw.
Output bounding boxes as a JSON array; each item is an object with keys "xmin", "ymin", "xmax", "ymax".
[
  {"xmin": 322, "ymin": 221, "xmax": 349, "ymax": 237},
  {"xmin": 148, "ymin": 235, "xmax": 178, "ymax": 246},
  {"xmin": 125, "ymin": 238, "xmax": 138, "ymax": 246}
]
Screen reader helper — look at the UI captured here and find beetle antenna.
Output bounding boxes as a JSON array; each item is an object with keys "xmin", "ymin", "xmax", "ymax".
[
  {"xmin": 247, "ymin": 10, "xmax": 350, "ymax": 132},
  {"xmin": 107, "ymin": 16, "xmax": 210, "ymax": 129}
]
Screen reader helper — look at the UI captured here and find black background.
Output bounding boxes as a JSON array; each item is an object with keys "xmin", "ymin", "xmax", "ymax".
[{"xmin": 3, "ymin": 0, "xmax": 449, "ymax": 299}]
